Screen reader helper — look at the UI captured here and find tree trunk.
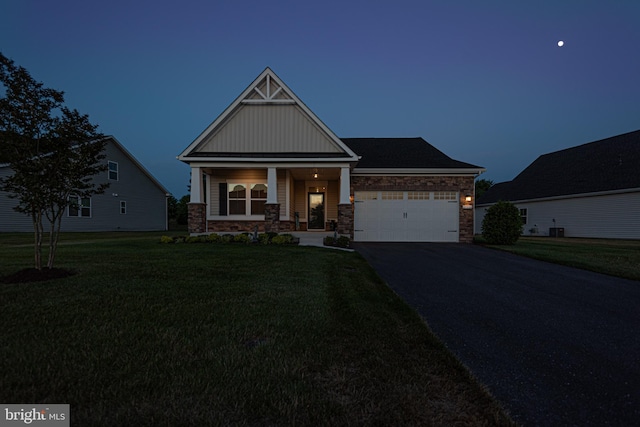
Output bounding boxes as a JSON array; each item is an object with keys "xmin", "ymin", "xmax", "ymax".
[
  {"xmin": 47, "ymin": 208, "xmax": 64, "ymax": 269},
  {"xmin": 32, "ymin": 210, "xmax": 43, "ymax": 270}
]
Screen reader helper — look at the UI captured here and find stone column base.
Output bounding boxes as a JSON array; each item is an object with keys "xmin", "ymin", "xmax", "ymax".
[
  {"xmin": 188, "ymin": 203, "xmax": 206, "ymax": 234},
  {"xmin": 264, "ymin": 203, "xmax": 280, "ymax": 233},
  {"xmin": 337, "ymin": 203, "xmax": 354, "ymax": 239}
]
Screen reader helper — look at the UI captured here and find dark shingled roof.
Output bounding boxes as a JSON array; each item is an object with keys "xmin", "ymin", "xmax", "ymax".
[
  {"xmin": 341, "ymin": 137, "xmax": 481, "ymax": 169},
  {"xmin": 478, "ymin": 129, "xmax": 640, "ymax": 204}
]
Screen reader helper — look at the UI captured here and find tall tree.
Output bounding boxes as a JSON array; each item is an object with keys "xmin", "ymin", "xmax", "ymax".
[{"xmin": 0, "ymin": 53, "xmax": 107, "ymax": 269}]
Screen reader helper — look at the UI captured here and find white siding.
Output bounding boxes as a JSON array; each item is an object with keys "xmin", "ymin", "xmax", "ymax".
[
  {"xmin": 475, "ymin": 191, "xmax": 640, "ymax": 239},
  {"xmin": 196, "ymin": 105, "xmax": 344, "ymax": 153}
]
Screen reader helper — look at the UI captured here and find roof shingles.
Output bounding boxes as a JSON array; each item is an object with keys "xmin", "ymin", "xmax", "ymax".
[
  {"xmin": 341, "ymin": 137, "xmax": 481, "ymax": 169},
  {"xmin": 478, "ymin": 129, "xmax": 640, "ymax": 204}
]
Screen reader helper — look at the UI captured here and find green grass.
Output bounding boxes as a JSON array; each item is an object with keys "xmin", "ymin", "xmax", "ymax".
[
  {"xmin": 0, "ymin": 233, "xmax": 513, "ymax": 426},
  {"xmin": 482, "ymin": 236, "xmax": 640, "ymax": 281}
]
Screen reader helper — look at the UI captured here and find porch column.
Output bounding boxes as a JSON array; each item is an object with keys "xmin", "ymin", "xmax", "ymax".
[
  {"xmin": 188, "ymin": 166, "xmax": 206, "ymax": 234},
  {"xmin": 266, "ymin": 167, "xmax": 278, "ymax": 203},
  {"xmin": 265, "ymin": 167, "xmax": 280, "ymax": 232},
  {"xmin": 338, "ymin": 167, "xmax": 353, "ymax": 238},
  {"xmin": 190, "ymin": 167, "xmax": 204, "ymax": 203},
  {"xmin": 339, "ymin": 167, "xmax": 351, "ymax": 204}
]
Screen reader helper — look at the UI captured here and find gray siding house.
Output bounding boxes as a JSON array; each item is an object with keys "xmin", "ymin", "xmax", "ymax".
[
  {"xmin": 0, "ymin": 136, "xmax": 170, "ymax": 232},
  {"xmin": 475, "ymin": 130, "xmax": 640, "ymax": 239}
]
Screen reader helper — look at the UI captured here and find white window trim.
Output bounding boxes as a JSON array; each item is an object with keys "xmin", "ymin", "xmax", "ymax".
[
  {"xmin": 108, "ymin": 161, "xmax": 119, "ymax": 181},
  {"xmin": 227, "ymin": 181, "xmax": 268, "ymax": 218},
  {"xmin": 68, "ymin": 195, "xmax": 92, "ymax": 218}
]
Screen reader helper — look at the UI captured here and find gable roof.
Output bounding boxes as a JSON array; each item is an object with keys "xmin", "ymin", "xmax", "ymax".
[
  {"xmin": 342, "ymin": 137, "xmax": 484, "ymax": 173},
  {"xmin": 178, "ymin": 67, "xmax": 359, "ymax": 162},
  {"xmin": 478, "ymin": 129, "xmax": 640, "ymax": 204}
]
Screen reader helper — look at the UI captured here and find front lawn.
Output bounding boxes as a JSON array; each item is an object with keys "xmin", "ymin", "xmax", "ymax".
[
  {"xmin": 0, "ymin": 233, "xmax": 513, "ymax": 426},
  {"xmin": 482, "ymin": 236, "xmax": 640, "ymax": 281}
]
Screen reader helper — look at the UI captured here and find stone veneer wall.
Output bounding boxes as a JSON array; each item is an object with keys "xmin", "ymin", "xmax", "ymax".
[
  {"xmin": 188, "ymin": 203, "xmax": 206, "ymax": 234},
  {"xmin": 351, "ymin": 175, "xmax": 476, "ymax": 243},
  {"xmin": 337, "ymin": 204, "xmax": 354, "ymax": 238}
]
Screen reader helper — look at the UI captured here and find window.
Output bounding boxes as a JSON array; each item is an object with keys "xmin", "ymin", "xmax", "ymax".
[
  {"xmin": 108, "ymin": 161, "xmax": 119, "ymax": 180},
  {"xmin": 381, "ymin": 191, "xmax": 403, "ymax": 200},
  {"xmin": 408, "ymin": 191, "xmax": 430, "ymax": 200},
  {"xmin": 120, "ymin": 201, "xmax": 127, "ymax": 215},
  {"xmin": 433, "ymin": 191, "xmax": 457, "ymax": 200},
  {"xmin": 520, "ymin": 208, "xmax": 528, "ymax": 225},
  {"xmin": 227, "ymin": 182, "xmax": 268, "ymax": 216},
  {"xmin": 228, "ymin": 184, "xmax": 246, "ymax": 215},
  {"xmin": 250, "ymin": 183, "xmax": 267, "ymax": 215},
  {"xmin": 69, "ymin": 196, "xmax": 91, "ymax": 217}
]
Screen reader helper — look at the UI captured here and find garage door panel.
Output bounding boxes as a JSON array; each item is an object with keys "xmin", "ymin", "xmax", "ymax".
[{"xmin": 354, "ymin": 191, "xmax": 459, "ymax": 242}]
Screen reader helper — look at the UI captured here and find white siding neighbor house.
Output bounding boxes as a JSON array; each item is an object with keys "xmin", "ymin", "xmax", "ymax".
[
  {"xmin": 0, "ymin": 136, "xmax": 170, "ymax": 232},
  {"xmin": 178, "ymin": 68, "xmax": 485, "ymax": 242},
  {"xmin": 475, "ymin": 130, "xmax": 640, "ymax": 239}
]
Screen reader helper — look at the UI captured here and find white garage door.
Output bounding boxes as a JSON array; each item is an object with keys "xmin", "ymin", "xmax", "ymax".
[{"xmin": 354, "ymin": 191, "xmax": 459, "ymax": 242}]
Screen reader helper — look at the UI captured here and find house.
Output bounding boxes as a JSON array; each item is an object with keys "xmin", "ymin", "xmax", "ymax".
[
  {"xmin": 0, "ymin": 136, "xmax": 170, "ymax": 232},
  {"xmin": 178, "ymin": 68, "xmax": 485, "ymax": 242},
  {"xmin": 475, "ymin": 130, "xmax": 640, "ymax": 239}
]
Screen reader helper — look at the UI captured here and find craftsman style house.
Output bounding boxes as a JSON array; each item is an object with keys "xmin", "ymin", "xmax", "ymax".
[
  {"xmin": 475, "ymin": 130, "xmax": 640, "ymax": 239},
  {"xmin": 178, "ymin": 68, "xmax": 485, "ymax": 242},
  {"xmin": 0, "ymin": 136, "xmax": 170, "ymax": 232}
]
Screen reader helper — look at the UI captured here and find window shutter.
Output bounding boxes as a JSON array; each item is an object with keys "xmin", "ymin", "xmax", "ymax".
[{"xmin": 219, "ymin": 183, "xmax": 227, "ymax": 216}]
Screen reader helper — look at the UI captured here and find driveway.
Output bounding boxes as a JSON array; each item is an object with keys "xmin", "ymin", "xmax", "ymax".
[{"xmin": 354, "ymin": 243, "xmax": 640, "ymax": 426}]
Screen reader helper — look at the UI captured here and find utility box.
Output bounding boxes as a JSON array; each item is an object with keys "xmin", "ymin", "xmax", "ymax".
[{"xmin": 549, "ymin": 227, "xmax": 565, "ymax": 237}]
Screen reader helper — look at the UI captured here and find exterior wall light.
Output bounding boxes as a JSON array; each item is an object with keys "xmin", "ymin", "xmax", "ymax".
[{"xmin": 465, "ymin": 195, "xmax": 472, "ymax": 203}]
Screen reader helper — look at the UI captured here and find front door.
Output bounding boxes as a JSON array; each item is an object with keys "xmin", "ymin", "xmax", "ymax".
[{"xmin": 308, "ymin": 193, "xmax": 325, "ymax": 230}]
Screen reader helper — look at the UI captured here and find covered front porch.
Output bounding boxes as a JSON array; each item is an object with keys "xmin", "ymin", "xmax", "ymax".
[{"xmin": 187, "ymin": 164, "xmax": 353, "ymax": 236}]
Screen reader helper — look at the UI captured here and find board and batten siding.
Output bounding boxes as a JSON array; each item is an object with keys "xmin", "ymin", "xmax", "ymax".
[
  {"xmin": 195, "ymin": 105, "xmax": 344, "ymax": 154},
  {"xmin": 0, "ymin": 139, "xmax": 168, "ymax": 232},
  {"xmin": 475, "ymin": 191, "xmax": 640, "ymax": 239}
]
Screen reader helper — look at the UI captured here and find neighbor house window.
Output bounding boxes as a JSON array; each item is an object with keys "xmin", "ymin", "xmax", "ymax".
[
  {"xmin": 69, "ymin": 196, "xmax": 91, "ymax": 217},
  {"xmin": 120, "ymin": 201, "xmax": 127, "ymax": 214},
  {"xmin": 519, "ymin": 208, "xmax": 528, "ymax": 225},
  {"xmin": 228, "ymin": 184, "xmax": 247, "ymax": 215},
  {"xmin": 251, "ymin": 183, "xmax": 268, "ymax": 215},
  {"xmin": 108, "ymin": 161, "xmax": 119, "ymax": 180}
]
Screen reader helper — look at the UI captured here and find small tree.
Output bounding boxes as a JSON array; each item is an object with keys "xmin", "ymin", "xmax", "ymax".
[
  {"xmin": 475, "ymin": 178, "xmax": 494, "ymax": 199},
  {"xmin": 481, "ymin": 201, "xmax": 522, "ymax": 245},
  {"xmin": 0, "ymin": 53, "xmax": 107, "ymax": 269}
]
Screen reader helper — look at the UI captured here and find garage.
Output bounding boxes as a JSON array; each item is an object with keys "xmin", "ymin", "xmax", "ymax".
[{"xmin": 353, "ymin": 191, "xmax": 459, "ymax": 242}]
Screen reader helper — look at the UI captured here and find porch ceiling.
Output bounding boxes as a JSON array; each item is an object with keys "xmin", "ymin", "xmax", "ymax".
[{"xmin": 204, "ymin": 167, "xmax": 342, "ymax": 181}]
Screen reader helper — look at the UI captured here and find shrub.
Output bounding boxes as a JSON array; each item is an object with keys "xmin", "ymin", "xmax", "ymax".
[
  {"xmin": 206, "ymin": 233, "xmax": 221, "ymax": 243},
  {"xmin": 481, "ymin": 200, "xmax": 522, "ymax": 245},
  {"xmin": 336, "ymin": 236, "xmax": 351, "ymax": 248},
  {"xmin": 233, "ymin": 233, "xmax": 251, "ymax": 244},
  {"xmin": 271, "ymin": 234, "xmax": 293, "ymax": 245},
  {"xmin": 258, "ymin": 233, "xmax": 271, "ymax": 245},
  {"xmin": 185, "ymin": 235, "xmax": 207, "ymax": 243},
  {"xmin": 323, "ymin": 236, "xmax": 335, "ymax": 246},
  {"xmin": 160, "ymin": 235, "xmax": 174, "ymax": 244},
  {"xmin": 220, "ymin": 234, "xmax": 234, "ymax": 244}
]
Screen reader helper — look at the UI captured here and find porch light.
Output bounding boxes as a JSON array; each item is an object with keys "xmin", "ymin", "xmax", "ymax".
[
  {"xmin": 465, "ymin": 195, "xmax": 472, "ymax": 203},
  {"xmin": 314, "ymin": 172, "xmax": 318, "ymax": 179}
]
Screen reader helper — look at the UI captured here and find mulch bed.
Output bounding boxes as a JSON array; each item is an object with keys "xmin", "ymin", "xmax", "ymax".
[{"xmin": 0, "ymin": 268, "xmax": 76, "ymax": 284}]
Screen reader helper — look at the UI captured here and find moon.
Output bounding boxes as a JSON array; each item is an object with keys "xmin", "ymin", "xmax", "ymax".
[{"xmin": 557, "ymin": 40, "xmax": 564, "ymax": 47}]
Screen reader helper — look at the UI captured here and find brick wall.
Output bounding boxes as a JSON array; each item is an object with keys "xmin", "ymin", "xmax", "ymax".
[
  {"xmin": 188, "ymin": 203, "xmax": 206, "ymax": 234},
  {"xmin": 351, "ymin": 175, "xmax": 476, "ymax": 243}
]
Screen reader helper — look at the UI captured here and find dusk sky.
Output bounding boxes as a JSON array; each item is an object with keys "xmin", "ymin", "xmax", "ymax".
[{"xmin": 2, "ymin": 0, "xmax": 639, "ymax": 197}]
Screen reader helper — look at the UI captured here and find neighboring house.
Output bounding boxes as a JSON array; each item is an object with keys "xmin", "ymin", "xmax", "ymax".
[
  {"xmin": 0, "ymin": 136, "xmax": 170, "ymax": 232},
  {"xmin": 475, "ymin": 130, "xmax": 640, "ymax": 239},
  {"xmin": 178, "ymin": 68, "xmax": 485, "ymax": 242}
]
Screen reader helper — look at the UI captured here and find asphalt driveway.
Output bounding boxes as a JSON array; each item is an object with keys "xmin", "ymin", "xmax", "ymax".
[{"xmin": 354, "ymin": 242, "xmax": 640, "ymax": 426}]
